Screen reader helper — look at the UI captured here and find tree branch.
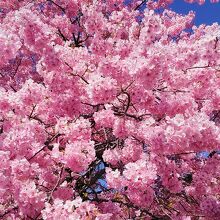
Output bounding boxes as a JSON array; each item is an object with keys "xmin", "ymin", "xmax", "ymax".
[
  {"xmin": 134, "ymin": 0, "xmax": 147, "ymax": 10},
  {"xmin": 65, "ymin": 62, "xmax": 89, "ymax": 84},
  {"xmin": 92, "ymin": 197, "xmax": 160, "ymax": 219},
  {"xmin": 0, "ymin": 207, "xmax": 18, "ymax": 218},
  {"xmin": 28, "ymin": 132, "xmax": 63, "ymax": 161},
  {"xmin": 183, "ymin": 64, "xmax": 211, "ymax": 73},
  {"xmin": 47, "ymin": 165, "xmax": 64, "ymax": 202},
  {"xmin": 57, "ymin": 28, "xmax": 68, "ymax": 41},
  {"xmin": 47, "ymin": 0, "xmax": 65, "ymax": 13}
]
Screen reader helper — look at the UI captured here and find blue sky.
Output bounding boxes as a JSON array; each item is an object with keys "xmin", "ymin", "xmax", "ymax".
[
  {"xmin": 170, "ymin": 1, "xmax": 220, "ymax": 26},
  {"xmin": 125, "ymin": 0, "xmax": 220, "ymax": 26}
]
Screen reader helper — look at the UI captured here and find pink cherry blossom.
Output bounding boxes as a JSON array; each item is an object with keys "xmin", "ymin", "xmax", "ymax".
[{"xmin": 0, "ymin": 0, "xmax": 220, "ymax": 219}]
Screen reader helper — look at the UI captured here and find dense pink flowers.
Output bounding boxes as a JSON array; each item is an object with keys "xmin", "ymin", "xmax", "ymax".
[
  {"xmin": 185, "ymin": 0, "xmax": 219, "ymax": 3},
  {"xmin": 64, "ymin": 140, "xmax": 96, "ymax": 172},
  {"xmin": 0, "ymin": 0, "xmax": 220, "ymax": 219}
]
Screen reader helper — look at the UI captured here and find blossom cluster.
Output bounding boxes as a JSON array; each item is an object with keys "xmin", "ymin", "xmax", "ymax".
[{"xmin": 0, "ymin": 0, "xmax": 220, "ymax": 219}]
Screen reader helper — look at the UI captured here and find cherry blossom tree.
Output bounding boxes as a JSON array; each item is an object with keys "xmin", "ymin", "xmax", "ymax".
[{"xmin": 0, "ymin": 0, "xmax": 220, "ymax": 219}]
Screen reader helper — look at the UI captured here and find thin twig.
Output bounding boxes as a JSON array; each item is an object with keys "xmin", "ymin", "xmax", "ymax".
[
  {"xmin": 11, "ymin": 57, "xmax": 22, "ymax": 77},
  {"xmin": 134, "ymin": 0, "xmax": 147, "ymax": 10},
  {"xmin": 28, "ymin": 104, "xmax": 37, "ymax": 119},
  {"xmin": 0, "ymin": 207, "xmax": 18, "ymax": 218},
  {"xmin": 48, "ymin": 166, "xmax": 64, "ymax": 202},
  {"xmin": 57, "ymin": 29, "xmax": 68, "ymax": 41},
  {"xmin": 122, "ymin": 80, "xmax": 135, "ymax": 92},
  {"xmin": 10, "ymin": 85, "xmax": 17, "ymax": 92},
  {"xmin": 214, "ymin": 37, "xmax": 219, "ymax": 49},
  {"xmin": 92, "ymin": 197, "xmax": 159, "ymax": 219},
  {"xmin": 28, "ymin": 145, "xmax": 47, "ymax": 161},
  {"xmin": 65, "ymin": 62, "xmax": 89, "ymax": 84},
  {"xmin": 183, "ymin": 64, "xmax": 211, "ymax": 73},
  {"xmin": 47, "ymin": 0, "xmax": 65, "ymax": 13},
  {"xmin": 28, "ymin": 133, "xmax": 62, "ymax": 161}
]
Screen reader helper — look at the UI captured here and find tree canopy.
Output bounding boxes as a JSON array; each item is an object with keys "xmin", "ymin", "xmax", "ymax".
[{"xmin": 0, "ymin": 0, "xmax": 220, "ymax": 219}]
